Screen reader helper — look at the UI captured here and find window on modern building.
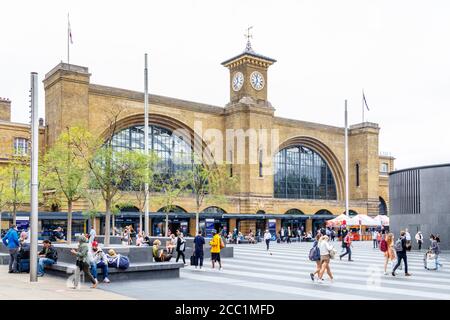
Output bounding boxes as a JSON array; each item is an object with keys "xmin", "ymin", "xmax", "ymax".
[
  {"xmin": 273, "ymin": 145, "xmax": 337, "ymax": 200},
  {"xmin": 380, "ymin": 163, "xmax": 389, "ymax": 174},
  {"xmin": 259, "ymin": 149, "xmax": 263, "ymax": 177},
  {"xmin": 13, "ymin": 137, "xmax": 29, "ymax": 156},
  {"xmin": 356, "ymin": 163, "xmax": 360, "ymax": 187}
]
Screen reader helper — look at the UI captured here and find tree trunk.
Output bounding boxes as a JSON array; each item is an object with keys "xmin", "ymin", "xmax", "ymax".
[
  {"xmin": 104, "ymin": 199, "xmax": 111, "ymax": 246},
  {"xmin": 67, "ymin": 200, "xmax": 73, "ymax": 243},
  {"xmin": 112, "ymin": 214, "xmax": 115, "ymax": 236},
  {"xmin": 12, "ymin": 204, "xmax": 16, "ymax": 226},
  {"xmin": 195, "ymin": 208, "xmax": 199, "ymax": 236},
  {"xmin": 165, "ymin": 213, "xmax": 169, "ymax": 237}
]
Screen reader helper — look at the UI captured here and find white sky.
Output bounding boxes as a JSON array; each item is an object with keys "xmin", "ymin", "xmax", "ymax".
[{"xmin": 1, "ymin": 0, "xmax": 450, "ymax": 170}]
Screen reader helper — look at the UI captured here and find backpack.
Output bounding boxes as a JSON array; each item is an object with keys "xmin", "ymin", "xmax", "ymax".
[
  {"xmin": 116, "ymin": 255, "xmax": 130, "ymax": 269},
  {"xmin": 308, "ymin": 244, "xmax": 321, "ymax": 261},
  {"xmin": 394, "ymin": 238, "xmax": 403, "ymax": 252},
  {"xmin": 379, "ymin": 239, "xmax": 388, "ymax": 252}
]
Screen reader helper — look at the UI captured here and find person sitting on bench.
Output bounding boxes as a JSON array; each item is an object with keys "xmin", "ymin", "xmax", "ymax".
[
  {"xmin": 37, "ymin": 240, "xmax": 58, "ymax": 277},
  {"xmin": 152, "ymin": 239, "xmax": 172, "ymax": 262}
]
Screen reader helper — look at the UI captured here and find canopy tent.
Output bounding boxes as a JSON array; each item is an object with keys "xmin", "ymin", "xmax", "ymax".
[
  {"xmin": 325, "ymin": 214, "xmax": 352, "ymax": 227},
  {"xmin": 373, "ymin": 215, "xmax": 390, "ymax": 226},
  {"xmin": 346, "ymin": 214, "xmax": 378, "ymax": 227}
]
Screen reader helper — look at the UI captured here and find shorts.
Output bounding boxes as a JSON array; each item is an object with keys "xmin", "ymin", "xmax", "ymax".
[
  {"xmin": 211, "ymin": 252, "xmax": 221, "ymax": 262},
  {"xmin": 320, "ymin": 255, "xmax": 330, "ymax": 263}
]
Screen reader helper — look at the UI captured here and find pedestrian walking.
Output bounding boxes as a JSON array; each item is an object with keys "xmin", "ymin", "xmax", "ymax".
[
  {"xmin": 209, "ymin": 229, "xmax": 223, "ymax": 270},
  {"xmin": 340, "ymin": 232, "xmax": 353, "ymax": 261},
  {"xmin": 381, "ymin": 233, "xmax": 396, "ymax": 275},
  {"xmin": 372, "ymin": 229, "xmax": 378, "ymax": 249},
  {"xmin": 392, "ymin": 231, "xmax": 411, "ymax": 277},
  {"xmin": 70, "ymin": 235, "xmax": 97, "ymax": 288},
  {"xmin": 263, "ymin": 229, "xmax": 272, "ymax": 255},
  {"xmin": 176, "ymin": 232, "xmax": 186, "ymax": 265},
  {"xmin": 430, "ymin": 234, "xmax": 443, "ymax": 270},
  {"xmin": 415, "ymin": 231, "xmax": 423, "ymax": 250},
  {"xmin": 317, "ymin": 235, "xmax": 335, "ymax": 283},
  {"xmin": 2, "ymin": 225, "xmax": 20, "ymax": 273},
  {"xmin": 193, "ymin": 231, "xmax": 205, "ymax": 269},
  {"xmin": 309, "ymin": 234, "xmax": 322, "ymax": 281}
]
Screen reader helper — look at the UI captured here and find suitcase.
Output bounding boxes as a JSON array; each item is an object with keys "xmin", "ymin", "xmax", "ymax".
[{"xmin": 18, "ymin": 258, "xmax": 30, "ymax": 273}]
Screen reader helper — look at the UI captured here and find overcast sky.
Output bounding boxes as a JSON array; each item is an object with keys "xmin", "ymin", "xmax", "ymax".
[{"xmin": 1, "ymin": 0, "xmax": 449, "ymax": 170}]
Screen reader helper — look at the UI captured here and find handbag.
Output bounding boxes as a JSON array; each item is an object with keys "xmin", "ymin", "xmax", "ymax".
[
  {"xmin": 329, "ymin": 247, "xmax": 337, "ymax": 259},
  {"xmin": 220, "ymin": 238, "xmax": 225, "ymax": 249}
]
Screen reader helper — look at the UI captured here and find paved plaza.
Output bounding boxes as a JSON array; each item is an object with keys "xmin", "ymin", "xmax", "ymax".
[
  {"xmin": 100, "ymin": 241, "xmax": 450, "ymax": 300},
  {"xmin": 1, "ymin": 241, "xmax": 449, "ymax": 300}
]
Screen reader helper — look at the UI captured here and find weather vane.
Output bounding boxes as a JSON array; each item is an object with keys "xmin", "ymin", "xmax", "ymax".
[{"xmin": 244, "ymin": 26, "xmax": 253, "ymax": 52}]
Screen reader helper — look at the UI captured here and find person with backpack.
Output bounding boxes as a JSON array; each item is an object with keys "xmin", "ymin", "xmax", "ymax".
[
  {"xmin": 392, "ymin": 231, "xmax": 411, "ymax": 277},
  {"xmin": 415, "ymin": 231, "xmax": 423, "ymax": 250},
  {"xmin": 2, "ymin": 225, "xmax": 20, "ymax": 273},
  {"xmin": 209, "ymin": 229, "xmax": 223, "ymax": 270},
  {"xmin": 430, "ymin": 234, "xmax": 443, "ymax": 270},
  {"xmin": 37, "ymin": 240, "xmax": 58, "ymax": 277},
  {"xmin": 381, "ymin": 233, "xmax": 395, "ymax": 275},
  {"xmin": 176, "ymin": 232, "xmax": 187, "ymax": 265},
  {"xmin": 339, "ymin": 232, "xmax": 353, "ymax": 261},
  {"xmin": 309, "ymin": 234, "xmax": 322, "ymax": 281}
]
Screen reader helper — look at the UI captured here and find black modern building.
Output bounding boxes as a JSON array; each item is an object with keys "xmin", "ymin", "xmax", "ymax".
[{"xmin": 389, "ymin": 163, "xmax": 450, "ymax": 250}]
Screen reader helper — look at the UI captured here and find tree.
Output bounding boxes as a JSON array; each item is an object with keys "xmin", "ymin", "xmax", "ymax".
[
  {"xmin": 42, "ymin": 127, "xmax": 89, "ymax": 243},
  {"xmin": 0, "ymin": 166, "xmax": 10, "ymax": 232},
  {"xmin": 154, "ymin": 170, "xmax": 190, "ymax": 236},
  {"xmin": 2, "ymin": 156, "xmax": 30, "ymax": 225},
  {"xmin": 188, "ymin": 155, "xmax": 238, "ymax": 235},
  {"xmin": 70, "ymin": 107, "xmax": 152, "ymax": 245}
]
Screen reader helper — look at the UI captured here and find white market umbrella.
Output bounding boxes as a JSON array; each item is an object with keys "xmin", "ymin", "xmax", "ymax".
[
  {"xmin": 373, "ymin": 215, "xmax": 390, "ymax": 226},
  {"xmin": 346, "ymin": 214, "xmax": 378, "ymax": 227}
]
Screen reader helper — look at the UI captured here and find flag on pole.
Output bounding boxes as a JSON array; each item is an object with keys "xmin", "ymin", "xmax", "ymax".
[
  {"xmin": 362, "ymin": 91, "xmax": 370, "ymax": 111},
  {"xmin": 68, "ymin": 18, "xmax": 73, "ymax": 44}
]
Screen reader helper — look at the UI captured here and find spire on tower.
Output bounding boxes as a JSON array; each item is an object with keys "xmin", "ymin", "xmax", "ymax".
[{"xmin": 244, "ymin": 26, "xmax": 254, "ymax": 53}]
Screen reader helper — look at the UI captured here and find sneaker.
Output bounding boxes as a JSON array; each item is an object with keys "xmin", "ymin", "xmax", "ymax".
[
  {"xmin": 405, "ymin": 273, "xmax": 412, "ymax": 277},
  {"xmin": 339, "ymin": 256, "xmax": 342, "ymax": 261},
  {"xmin": 37, "ymin": 273, "xmax": 44, "ymax": 277},
  {"xmin": 384, "ymin": 272, "xmax": 388, "ymax": 275},
  {"xmin": 392, "ymin": 272, "xmax": 396, "ymax": 277},
  {"xmin": 103, "ymin": 278, "xmax": 110, "ymax": 283},
  {"xmin": 310, "ymin": 273, "xmax": 315, "ymax": 282},
  {"xmin": 348, "ymin": 259, "xmax": 354, "ymax": 262}
]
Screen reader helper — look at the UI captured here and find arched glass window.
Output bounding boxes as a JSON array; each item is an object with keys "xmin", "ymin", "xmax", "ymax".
[
  {"xmin": 157, "ymin": 206, "xmax": 187, "ymax": 213},
  {"xmin": 274, "ymin": 146, "xmax": 337, "ymax": 200},
  {"xmin": 201, "ymin": 206, "xmax": 227, "ymax": 214},
  {"xmin": 110, "ymin": 125, "xmax": 192, "ymax": 175},
  {"xmin": 285, "ymin": 209, "xmax": 305, "ymax": 215}
]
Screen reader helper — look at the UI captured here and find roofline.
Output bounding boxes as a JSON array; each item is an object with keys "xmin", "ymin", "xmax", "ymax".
[
  {"xmin": 221, "ymin": 51, "xmax": 277, "ymax": 66},
  {"xmin": 390, "ymin": 163, "xmax": 450, "ymax": 176}
]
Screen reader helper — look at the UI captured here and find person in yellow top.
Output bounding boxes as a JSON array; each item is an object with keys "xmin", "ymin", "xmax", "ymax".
[{"xmin": 209, "ymin": 229, "xmax": 222, "ymax": 270}]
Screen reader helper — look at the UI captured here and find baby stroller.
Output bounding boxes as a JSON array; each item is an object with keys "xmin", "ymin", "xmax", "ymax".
[{"xmin": 424, "ymin": 250, "xmax": 437, "ymax": 270}]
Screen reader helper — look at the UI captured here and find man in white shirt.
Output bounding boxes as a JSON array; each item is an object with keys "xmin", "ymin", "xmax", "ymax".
[{"xmin": 89, "ymin": 226, "xmax": 96, "ymax": 244}]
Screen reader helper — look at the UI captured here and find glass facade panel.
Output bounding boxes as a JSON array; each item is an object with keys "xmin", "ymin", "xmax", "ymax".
[{"xmin": 274, "ymin": 146, "xmax": 337, "ymax": 200}]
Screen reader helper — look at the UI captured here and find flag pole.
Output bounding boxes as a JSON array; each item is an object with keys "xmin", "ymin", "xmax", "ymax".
[
  {"xmin": 67, "ymin": 13, "xmax": 70, "ymax": 66},
  {"xmin": 345, "ymin": 100, "xmax": 349, "ymax": 217},
  {"xmin": 362, "ymin": 89, "xmax": 364, "ymax": 123},
  {"xmin": 144, "ymin": 53, "xmax": 150, "ymax": 237}
]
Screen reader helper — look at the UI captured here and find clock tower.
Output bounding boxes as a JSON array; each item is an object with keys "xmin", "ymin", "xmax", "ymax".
[{"xmin": 221, "ymin": 36, "xmax": 276, "ymax": 107}]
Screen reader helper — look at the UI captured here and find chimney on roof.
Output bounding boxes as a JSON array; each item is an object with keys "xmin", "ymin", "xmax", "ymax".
[{"xmin": 0, "ymin": 97, "xmax": 11, "ymax": 122}]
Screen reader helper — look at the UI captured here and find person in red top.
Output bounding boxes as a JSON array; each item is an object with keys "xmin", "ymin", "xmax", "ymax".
[{"xmin": 339, "ymin": 231, "xmax": 354, "ymax": 261}]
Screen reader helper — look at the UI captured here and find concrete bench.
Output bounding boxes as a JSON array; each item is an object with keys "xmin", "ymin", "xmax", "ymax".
[
  {"xmin": 0, "ymin": 252, "xmax": 9, "ymax": 265},
  {"xmin": 46, "ymin": 260, "xmax": 184, "ymax": 281}
]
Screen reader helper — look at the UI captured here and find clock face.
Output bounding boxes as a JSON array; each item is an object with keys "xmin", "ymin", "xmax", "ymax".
[
  {"xmin": 232, "ymin": 72, "xmax": 244, "ymax": 91},
  {"xmin": 250, "ymin": 71, "xmax": 265, "ymax": 91}
]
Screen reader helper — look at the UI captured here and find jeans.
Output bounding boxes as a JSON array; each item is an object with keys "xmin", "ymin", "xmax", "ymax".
[
  {"xmin": 340, "ymin": 246, "xmax": 352, "ymax": 260},
  {"xmin": 265, "ymin": 239, "xmax": 270, "ymax": 250},
  {"xmin": 393, "ymin": 251, "xmax": 408, "ymax": 274},
  {"xmin": 373, "ymin": 239, "xmax": 378, "ymax": 248},
  {"xmin": 194, "ymin": 251, "xmax": 203, "ymax": 267},
  {"xmin": 8, "ymin": 248, "xmax": 18, "ymax": 272},
  {"xmin": 436, "ymin": 255, "xmax": 442, "ymax": 270},
  {"xmin": 38, "ymin": 258, "xmax": 55, "ymax": 275},
  {"xmin": 418, "ymin": 241, "xmax": 422, "ymax": 250},
  {"xmin": 90, "ymin": 261, "xmax": 109, "ymax": 280}
]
